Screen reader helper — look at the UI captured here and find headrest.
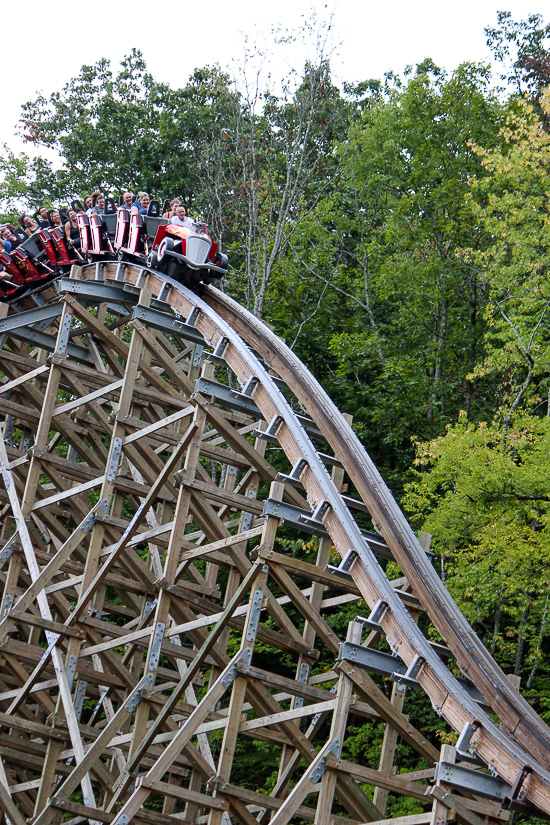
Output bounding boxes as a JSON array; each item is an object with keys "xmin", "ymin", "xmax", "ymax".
[
  {"xmin": 147, "ymin": 200, "xmax": 162, "ymax": 217},
  {"xmin": 103, "ymin": 197, "xmax": 117, "ymax": 215}
]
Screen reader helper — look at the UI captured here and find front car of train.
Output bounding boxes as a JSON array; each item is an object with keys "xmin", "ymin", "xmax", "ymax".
[{"xmin": 148, "ymin": 222, "xmax": 228, "ymax": 287}]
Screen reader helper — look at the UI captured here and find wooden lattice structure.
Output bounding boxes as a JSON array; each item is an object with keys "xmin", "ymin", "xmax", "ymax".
[{"xmin": 0, "ymin": 263, "xmax": 550, "ymax": 825}]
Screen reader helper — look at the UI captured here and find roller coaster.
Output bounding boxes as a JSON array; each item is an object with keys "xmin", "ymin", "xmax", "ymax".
[
  {"xmin": 0, "ymin": 197, "xmax": 228, "ymax": 301},
  {"xmin": 0, "ymin": 202, "xmax": 550, "ymax": 825}
]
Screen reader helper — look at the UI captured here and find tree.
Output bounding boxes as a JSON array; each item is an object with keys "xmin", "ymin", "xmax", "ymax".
[
  {"xmin": 16, "ymin": 42, "xmax": 351, "ymax": 309},
  {"xmin": 485, "ymin": 11, "xmax": 550, "ymax": 104},
  {"xmin": 229, "ymin": 52, "xmax": 351, "ymax": 317},
  {"xmin": 277, "ymin": 62, "xmax": 503, "ymax": 485},
  {"xmin": 405, "ymin": 89, "xmax": 550, "ymax": 700},
  {"xmin": 405, "ymin": 412, "xmax": 550, "ymax": 695},
  {"xmin": 19, "ymin": 50, "xmax": 169, "ymax": 194},
  {"xmin": 462, "ymin": 89, "xmax": 550, "ymax": 441}
]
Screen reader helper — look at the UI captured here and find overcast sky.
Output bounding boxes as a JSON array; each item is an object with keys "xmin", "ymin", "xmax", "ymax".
[{"xmin": 1, "ymin": 0, "xmax": 546, "ymax": 157}]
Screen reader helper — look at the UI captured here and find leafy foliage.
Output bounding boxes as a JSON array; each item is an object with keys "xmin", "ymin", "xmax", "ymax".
[{"xmin": 485, "ymin": 11, "xmax": 550, "ymax": 101}]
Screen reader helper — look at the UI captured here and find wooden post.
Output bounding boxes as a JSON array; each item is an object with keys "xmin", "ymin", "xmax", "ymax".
[{"xmin": 430, "ymin": 745, "xmax": 456, "ymax": 825}]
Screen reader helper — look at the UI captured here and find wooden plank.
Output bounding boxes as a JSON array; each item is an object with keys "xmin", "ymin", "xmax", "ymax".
[
  {"xmin": 427, "ymin": 786, "xmax": 484, "ymax": 825},
  {"xmin": 70, "ymin": 421, "xmax": 200, "ymax": 621},
  {"xmin": 179, "ymin": 525, "xmax": 264, "ymax": 562},
  {"xmin": 30, "ymin": 471, "xmax": 103, "ymax": 510},
  {"xmin": 123, "ymin": 405, "xmax": 194, "ymax": 445},
  {"xmin": 221, "ymin": 782, "xmax": 359, "ymax": 825},
  {"xmin": 239, "ymin": 700, "xmax": 336, "ymax": 733},
  {"xmin": 357, "ymin": 815, "xmax": 432, "ymax": 825},
  {"xmin": 0, "ymin": 776, "xmax": 28, "ymax": 825},
  {"xmin": 108, "ymin": 661, "xmax": 239, "ymax": 824},
  {"xmin": 0, "ymin": 364, "xmax": 49, "ymax": 395},
  {"xmin": 6, "ymin": 611, "xmax": 84, "ymax": 639},
  {"xmin": 145, "ymin": 779, "xmax": 229, "ymax": 810},
  {"xmin": 430, "ymin": 745, "xmax": 456, "ymax": 825},
  {"xmin": 52, "ymin": 378, "xmax": 124, "ymax": 417},
  {"xmin": 178, "ymin": 473, "xmax": 265, "ymax": 516},
  {"xmin": 336, "ymin": 661, "xmax": 440, "ymax": 763},
  {"xmin": 0, "ymin": 679, "xmax": 59, "ymax": 702},
  {"xmin": 330, "ymin": 758, "xmax": 429, "ymax": 801}
]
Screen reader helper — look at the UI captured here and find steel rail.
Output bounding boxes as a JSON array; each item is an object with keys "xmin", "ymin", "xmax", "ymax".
[{"xmin": 89, "ymin": 262, "xmax": 550, "ymax": 813}]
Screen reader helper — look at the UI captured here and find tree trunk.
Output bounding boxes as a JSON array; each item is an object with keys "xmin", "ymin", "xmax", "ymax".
[
  {"xmin": 514, "ymin": 607, "xmax": 529, "ymax": 678},
  {"xmin": 527, "ymin": 597, "xmax": 548, "ymax": 689},
  {"xmin": 491, "ymin": 597, "xmax": 502, "ymax": 656}
]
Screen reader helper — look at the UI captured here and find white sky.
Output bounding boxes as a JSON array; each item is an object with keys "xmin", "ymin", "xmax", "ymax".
[{"xmin": 1, "ymin": 0, "xmax": 546, "ymax": 158}]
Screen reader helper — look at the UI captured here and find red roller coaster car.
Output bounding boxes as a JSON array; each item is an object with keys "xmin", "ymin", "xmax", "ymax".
[{"xmin": 148, "ymin": 222, "xmax": 228, "ymax": 289}]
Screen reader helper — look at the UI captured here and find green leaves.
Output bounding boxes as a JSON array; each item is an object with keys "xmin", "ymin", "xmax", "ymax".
[{"xmin": 405, "ymin": 412, "xmax": 550, "ymax": 682}]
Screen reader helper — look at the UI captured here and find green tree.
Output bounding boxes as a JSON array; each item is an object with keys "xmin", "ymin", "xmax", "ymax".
[
  {"xmin": 273, "ymin": 62, "xmax": 503, "ymax": 486},
  {"xmin": 405, "ymin": 90, "xmax": 550, "ymax": 701},
  {"xmin": 405, "ymin": 412, "xmax": 550, "ymax": 698},
  {"xmin": 485, "ymin": 11, "xmax": 550, "ymax": 101},
  {"xmin": 19, "ymin": 50, "xmax": 168, "ymax": 194},
  {"xmin": 462, "ymin": 89, "xmax": 550, "ymax": 441},
  {"xmin": 17, "ymin": 51, "xmax": 242, "ymax": 223},
  {"xmin": 229, "ymin": 55, "xmax": 351, "ymax": 317}
]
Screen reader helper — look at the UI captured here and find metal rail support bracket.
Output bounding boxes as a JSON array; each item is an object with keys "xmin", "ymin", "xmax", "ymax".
[
  {"xmin": 1, "ymin": 595, "xmax": 13, "ymax": 619},
  {"xmin": 0, "ymin": 533, "xmax": 21, "ymax": 565},
  {"xmin": 114, "ymin": 261, "xmax": 126, "ymax": 281},
  {"xmin": 135, "ymin": 270, "xmax": 149, "ymax": 291},
  {"xmin": 132, "ymin": 305, "xmax": 205, "ymax": 346},
  {"xmin": 434, "ymin": 760, "xmax": 511, "ymax": 801},
  {"xmin": 239, "ymin": 376, "xmax": 259, "ymax": 397},
  {"xmin": 57, "ymin": 312, "xmax": 73, "ymax": 356},
  {"xmin": 262, "ymin": 498, "xmax": 328, "ymax": 538},
  {"xmin": 74, "ymin": 680, "xmax": 87, "ymax": 722},
  {"xmin": 106, "ymin": 438, "xmax": 123, "ymax": 482},
  {"xmin": 266, "ymin": 414, "xmax": 284, "ymax": 437},
  {"xmin": 156, "ymin": 281, "xmax": 172, "ymax": 303},
  {"xmin": 221, "ymin": 665, "xmax": 238, "ymax": 689},
  {"xmin": 253, "ymin": 428, "xmax": 278, "ymax": 445},
  {"xmin": 65, "ymin": 654, "xmax": 78, "ymax": 691},
  {"xmin": 391, "ymin": 654, "xmax": 425, "ymax": 687},
  {"xmin": 456, "ymin": 721, "xmax": 484, "ymax": 766},
  {"xmin": 192, "ymin": 344, "xmax": 204, "ymax": 368},
  {"xmin": 505, "ymin": 766, "xmax": 546, "ymax": 817},
  {"xmin": 57, "ymin": 277, "xmax": 130, "ymax": 305},
  {"xmin": 205, "ymin": 336, "xmax": 230, "ymax": 366},
  {"xmin": 0, "ymin": 303, "xmax": 62, "ymax": 335},
  {"xmin": 355, "ymin": 598, "xmax": 388, "ymax": 633},
  {"xmin": 80, "ymin": 512, "xmax": 96, "ymax": 534},
  {"xmin": 276, "ymin": 458, "xmax": 308, "ymax": 487},
  {"xmin": 245, "ymin": 590, "xmax": 264, "ymax": 642},
  {"xmin": 125, "ymin": 675, "xmax": 154, "ymax": 713},
  {"xmin": 294, "ymin": 661, "xmax": 310, "ymax": 710},
  {"xmin": 310, "ymin": 739, "xmax": 341, "ymax": 784},
  {"xmin": 186, "ymin": 307, "xmax": 201, "ymax": 327},
  {"xmin": 195, "ymin": 377, "xmax": 261, "ymax": 417},
  {"xmin": 0, "ymin": 325, "xmax": 94, "ymax": 363},
  {"xmin": 148, "ymin": 622, "xmax": 166, "ymax": 672},
  {"xmin": 299, "ymin": 499, "xmax": 331, "ymax": 527}
]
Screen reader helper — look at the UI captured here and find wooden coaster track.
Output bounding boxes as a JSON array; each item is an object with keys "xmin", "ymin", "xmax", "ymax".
[{"xmin": 0, "ymin": 262, "xmax": 549, "ymax": 825}]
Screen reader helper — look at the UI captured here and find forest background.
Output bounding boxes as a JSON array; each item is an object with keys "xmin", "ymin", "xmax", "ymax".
[{"xmin": 2, "ymin": 10, "xmax": 550, "ymax": 804}]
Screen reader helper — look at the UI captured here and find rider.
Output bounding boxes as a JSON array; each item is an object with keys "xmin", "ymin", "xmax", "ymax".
[{"xmin": 171, "ymin": 206, "xmax": 194, "ymax": 229}]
